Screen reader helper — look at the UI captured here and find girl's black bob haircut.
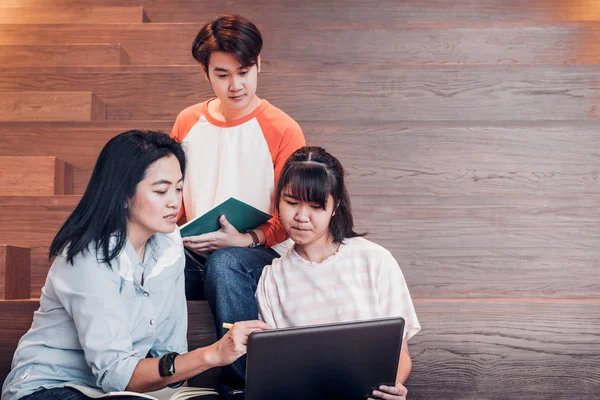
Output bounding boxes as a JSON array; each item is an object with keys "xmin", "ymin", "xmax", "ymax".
[
  {"xmin": 49, "ymin": 130, "xmax": 186, "ymax": 267},
  {"xmin": 275, "ymin": 146, "xmax": 363, "ymax": 244}
]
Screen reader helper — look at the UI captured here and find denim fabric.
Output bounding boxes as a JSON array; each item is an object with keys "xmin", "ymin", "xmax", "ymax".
[{"xmin": 184, "ymin": 246, "xmax": 279, "ymax": 390}]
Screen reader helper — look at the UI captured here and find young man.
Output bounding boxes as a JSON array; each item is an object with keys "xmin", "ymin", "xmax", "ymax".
[{"xmin": 170, "ymin": 14, "xmax": 305, "ymax": 393}]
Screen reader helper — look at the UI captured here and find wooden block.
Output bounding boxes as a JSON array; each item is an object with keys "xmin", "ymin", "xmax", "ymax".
[
  {"xmin": 0, "ymin": 196, "xmax": 79, "ymax": 296},
  {"xmin": 0, "ymin": 7, "xmax": 145, "ymax": 24},
  {"xmin": 0, "ymin": 245, "xmax": 30, "ymax": 300},
  {"xmin": 0, "ymin": 44, "xmax": 128, "ymax": 67},
  {"xmin": 2, "ymin": 65, "xmax": 600, "ymax": 121},
  {"xmin": 0, "ymin": 156, "xmax": 73, "ymax": 196},
  {"xmin": 0, "ymin": 122, "xmax": 172, "ymax": 194},
  {"xmin": 0, "ymin": 92, "xmax": 105, "ymax": 122}
]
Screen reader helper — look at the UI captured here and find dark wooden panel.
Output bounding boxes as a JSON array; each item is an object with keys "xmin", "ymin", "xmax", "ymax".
[
  {"xmin": 0, "ymin": 300, "xmax": 39, "ymax": 383},
  {"xmin": 0, "ymin": 92, "xmax": 105, "ymax": 122},
  {"xmin": 0, "ymin": 245, "xmax": 30, "ymax": 300},
  {"xmin": 1, "ymin": 0, "xmax": 599, "ymax": 23},
  {"xmin": 1, "ymin": 65, "xmax": 600, "ymax": 121},
  {"xmin": 2, "ymin": 24, "xmax": 600, "ymax": 65},
  {"xmin": 0, "ymin": 7, "xmax": 145, "ymax": 24},
  {"xmin": 0, "ymin": 157, "xmax": 73, "ymax": 196},
  {"xmin": 0, "ymin": 300, "xmax": 219, "ymax": 389},
  {"xmin": 0, "ymin": 44, "xmax": 128, "ymax": 67},
  {"xmin": 407, "ymin": 300, "xmax": 600, "ymax": 400}
]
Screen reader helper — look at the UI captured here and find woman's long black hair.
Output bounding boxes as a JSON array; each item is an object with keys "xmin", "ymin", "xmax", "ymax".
[
  {"xmin": 275, "ymin": 146, "xmax": 363, "ymax": 243},
  {"xmin": 49, "ymin": 130, "xmax": 186, "ymax": 266}
]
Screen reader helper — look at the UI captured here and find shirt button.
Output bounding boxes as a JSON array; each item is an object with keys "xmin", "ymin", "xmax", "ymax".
[
  {"xmin": 150, "ymin": 319, "xmax": 156, "ymax": 325},
  {"xmin": 143, "ymin": 292, "xmax": 149, "ymax": 297}
]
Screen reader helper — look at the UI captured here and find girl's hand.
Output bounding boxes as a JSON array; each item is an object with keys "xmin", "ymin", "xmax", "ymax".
[
  {"xmin": 369, "ymin": 383, "xmax": 408, "ymax": 400},
  {"xmin": 208, "ymin": 320, "xmax": 272, "ymax": 367},
  {"xmin": 182, "ymin": 215, "xmax": 251, "ymax": 253}
]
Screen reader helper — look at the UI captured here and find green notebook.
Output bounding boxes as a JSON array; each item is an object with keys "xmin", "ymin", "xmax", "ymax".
[{"xmin": 179, "ymin": 197, "xmax": 272, "ymax": 238}]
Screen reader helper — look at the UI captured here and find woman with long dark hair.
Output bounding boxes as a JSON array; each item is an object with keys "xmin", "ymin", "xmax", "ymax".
[{"xmin": 2, "ymin": 130, "xmax": 268, "ymax": 400}]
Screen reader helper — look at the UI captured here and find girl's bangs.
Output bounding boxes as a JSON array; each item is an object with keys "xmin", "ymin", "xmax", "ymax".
[{"xmin": 283, "ymin": 163, "xmax": 331, "ymax": 208}]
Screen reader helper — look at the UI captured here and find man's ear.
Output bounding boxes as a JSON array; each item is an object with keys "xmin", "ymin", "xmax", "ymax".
[
  {"xmin": 257, "ymin": 55, "xmax": 261, "ymax": 73},
  {"xmin": 203, "ymin": 67, "xmax": 210, "ymax": 82}
]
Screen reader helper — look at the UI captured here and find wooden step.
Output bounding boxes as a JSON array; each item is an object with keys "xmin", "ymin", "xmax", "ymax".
[
  {"xmin": 0, "ymin": 191, "xmax": 597, "ymax": 299},
  {"xmin": 0, "ymin": 122, "xmax": 172, "ymax": 194},
  {"xmin": 0, "ymin": 92, "xmax": 105, "ymax": 122},
  {"xmin": 0, "ymin": 245, "xmax": 30, "ymax": 300},
  {"xmin": 1, "ymin": 299, "xmax": 598, "ymax": 399},
  {"xmin": 0, "ymin": 300, "xmax": 218, "ymax": 388},
  {"xmin": 0, "ymin": 44, "xmax": 129, "ymax": 67},
  {"xmin": 0, "ymin": 0, "xmax": 598, "ymax": 23},
  {"xmin": 0, "ymin": 157, "xmax": 73, "ymax": 196},
  {"xmin": 0, "ymin": 120, "xmax": 599, "ymax": 195},
  {"xmin": 0, "ymin": 196, "xmax": 79, "ymax": 297},
  {"xmin": 1, "ymin": 65, "xmax": 600, "ymax": 121},
  {"xmin": 0, "ymin": 7, "xmax": 146, "ymax": 24},
  {"xmin": 2, "ymin": 23, "xmax": 600, "ymax": 65}
]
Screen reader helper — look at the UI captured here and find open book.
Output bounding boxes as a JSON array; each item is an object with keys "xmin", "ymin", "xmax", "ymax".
[
  {"xmin": 65, "ymin": 383, "xmax": 218, "ymax": 400},
  {"xmin": 179, "ymin": 197, "xmax": 272, "ymax": 238}
]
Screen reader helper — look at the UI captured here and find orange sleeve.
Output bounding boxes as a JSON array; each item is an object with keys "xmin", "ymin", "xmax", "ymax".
[
  {"xmin": 170, "ymin": 103, "xmax": 206, "ymax": 221},
  {"xmin": 256, "ymin": 109, "xmax": 306, "ymax": 247}
]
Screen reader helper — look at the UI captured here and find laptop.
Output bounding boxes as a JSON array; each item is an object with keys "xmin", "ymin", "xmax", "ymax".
[{"xmin": 244, "ymin": 317, "xmax": 405, "ymax": 400}]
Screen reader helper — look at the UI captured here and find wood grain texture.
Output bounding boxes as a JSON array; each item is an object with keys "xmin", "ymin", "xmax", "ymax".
[
  {"xmin": 0, "ymin": 157, "xmax": 74, "ymax": 196},
  {"xmin": 0, "ymin": 122, "xmax": 172, "ymax": 194},
  {"xmin": 0, "ymin": 196, "xmax": 79, "ymax": 296},
  {"xmin": 0, "ymin": 7, "xmax": 145, "ymax": 24},
  {"xmin": 2, "ymin": 299, "xmax": 599, "ymax": 398},
  {"xmin": 301, "ymin": 121, "xmax": 600, "ymax": 196},
  {"xmin": 0, "ymin": 44, "xmax": 128, "ymax": 67},
  {"xmin": 4, "ymin": 24, "xmax": 600, "ymax": 65},
  {"xmin": 2, "ymin": 65, "xmax": 600, "ymax": 121},
  {"xmin": 0, "ymin": 245, "xmax": 30, "ymax": 300},
  {"xmin": 0, "ymin": 92, "xmax": 105, "ymax": 122},
  {"xmin": 407, "ymin": 300, "xmax": 600, "ymax": 400},
  {"xmin": 1, "ymin": 0, "xmax": 599, "ymax": 23},
  {"xmin": 0, "ymin": 120, "xmax": 598, "ymax": 195}
]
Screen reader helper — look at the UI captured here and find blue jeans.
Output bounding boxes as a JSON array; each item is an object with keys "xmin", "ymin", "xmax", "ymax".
[
  {"xmin": 185, "ymin": 246, "xmax": 279, "ymax": 390},
  {"xmin": 20, "ymin": 387, "xmax": 140, "ymax": 400}
]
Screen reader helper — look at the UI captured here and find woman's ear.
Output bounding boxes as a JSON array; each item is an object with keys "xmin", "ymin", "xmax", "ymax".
[{"xmin": 257, "ymin": 55, "xmax": 261, "ymax": 73}]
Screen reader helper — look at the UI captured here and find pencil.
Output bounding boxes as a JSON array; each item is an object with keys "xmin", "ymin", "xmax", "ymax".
[{"xmin": 222, "ymin": 322, "xmax": 234, "ymax": 330}]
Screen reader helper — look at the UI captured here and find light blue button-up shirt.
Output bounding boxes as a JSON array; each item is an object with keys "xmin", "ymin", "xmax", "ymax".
[{"xmin": 2, "ymin": 231, "xmax": 188, "ymax": 400}]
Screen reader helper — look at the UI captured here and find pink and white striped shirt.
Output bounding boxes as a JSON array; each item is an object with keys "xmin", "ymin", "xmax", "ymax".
[{"xmin": 256, "ymin": 237, "xmax": 421, "ymax": 340}]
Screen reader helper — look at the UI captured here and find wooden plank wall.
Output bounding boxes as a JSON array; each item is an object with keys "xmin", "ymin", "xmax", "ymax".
[{"xmin": 0, "ymin": 1, "xmax": 598, "ymax": 399}]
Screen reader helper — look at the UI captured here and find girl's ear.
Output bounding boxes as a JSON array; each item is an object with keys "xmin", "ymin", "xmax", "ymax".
[{"xmin": 332, "ymin": 201, "xmax": 341, "ymax": 216}]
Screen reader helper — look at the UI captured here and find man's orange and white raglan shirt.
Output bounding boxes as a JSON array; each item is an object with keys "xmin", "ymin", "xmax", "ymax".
[{"xmin": 170, "ymin": 99, "xmax": 305, "ymax": 250}]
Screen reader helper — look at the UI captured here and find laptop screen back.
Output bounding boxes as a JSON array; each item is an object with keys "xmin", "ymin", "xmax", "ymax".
[{"xmin": 245, "ymin": 317, "xmax": 405, "ymax": 400}]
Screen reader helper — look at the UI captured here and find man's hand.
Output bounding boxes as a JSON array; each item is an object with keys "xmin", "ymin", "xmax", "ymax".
[{"xmin": 182, "ymin": 215, "xmax": 252, "ymax": 253}]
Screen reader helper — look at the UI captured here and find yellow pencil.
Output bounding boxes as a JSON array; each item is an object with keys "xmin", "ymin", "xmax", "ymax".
[{"xmin": 222, "ymin": 322, "xmax": 234, "ymax": 330}]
